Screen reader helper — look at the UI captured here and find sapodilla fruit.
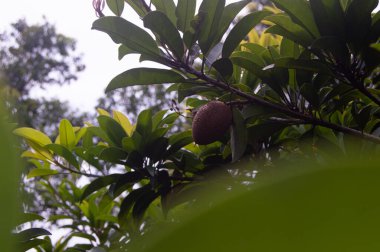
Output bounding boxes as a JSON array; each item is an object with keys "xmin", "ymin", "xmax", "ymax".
[{"xmin": 192, "ymin": 101, "xmax": 232, "ymax": 145}]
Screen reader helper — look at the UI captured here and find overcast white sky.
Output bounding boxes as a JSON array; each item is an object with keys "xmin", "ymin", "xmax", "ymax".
[{"xmin": 0, "ymin": 1, "xmax": 379, "ymax": 114}]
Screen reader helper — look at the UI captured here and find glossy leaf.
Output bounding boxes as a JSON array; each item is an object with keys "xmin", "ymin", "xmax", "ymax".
[
  {"xmin": 222, "ymin": 11, "xmax": 271, "ymax": 58},
  {"xmin": 176, "ymin": 0, "xmax": 196, "ymax": 33},
  {"xmin": 27, "ymin": 169, "xmax": 59, "ymax": 179},
  {"xmin": 92, "ymin": 16, "xmax": 159, "ymax": 56},
  {"xmin": 111, "ymin": 172, "xmax": 144, "ymax": 198},
  {"xmin": 113, "ymin": 110, "xmax": 133, "ymax": 136},
  {"xmin": 81, "ymin": 174, "xmax": 123, "ymax": 201},
  {"xmin": 271, "ymin": 0, "xmax": 320, "ymax": 38},
  {"xmin": 17, "ymin": 213, "xmax": 44, "ymax": 226},
  {"xmin": 106, "ymin": 0, "xmax": 124, "ymax": 16},
  {"xmin": 59, "ymin": 119, "xmax": 76, "ymax": 150},
  {"xmin": 144, "ymin": 11, "xmax": 184, "ymax": 59},
  {"xmin": 118, "ymin": 185, "xmax": 151, "ymax": 220},
  {"xmin": 198, "ymin": 0, "xmax": 225, "ymax": 54},
  {"xmin": 98, "ymin": 115, "xmax": 127, "ymax": 147},
  {"xmin": 231, "ymin": 109, "xmax": 247, "ymax": 162},
  {"xmin": 106, "ymin": 68, "xmax": 186, "ymax": 92},
  {"xmin": 13, "ymin": 127, "xmax": 52, "ymax": 146}
]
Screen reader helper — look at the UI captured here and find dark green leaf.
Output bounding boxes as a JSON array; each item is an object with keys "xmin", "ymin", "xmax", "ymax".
[
  {"xmin": 106, "ymin": 68, "xmax": 186, "ymax": 92},
  {"xmin": 125, "ymin": 0, "xmax": 147, "ymax": 17},
  {"xmin": 198, "ymin": 0, "xmax": 226, "ymax": 54},
  {"xmin": 15, "ymin": 228, "xmax": 51, "ymax": 242},
  {"xmin": 17, "ymin": 213, "xmax": 44, "ymax": 226},
  {"xmin": 132, "ymin": 190, "xmax": 159, "ymax": 223},
  {"xmin": 215, "ymin": 0, "xmax": 250, "ymax": 45},
  {"xmin": 176, "ymin": 0, "xmax": 196, "ymax": 33},
  {"xmin": 46, "ymin": 144, "xmax": 80, "ymax": 169},
  {"xmin": 18, "ymin": 239, "xmax": 49, "ymax": 251},
  {"xmin": 280, "ymin": 38, "xmax": 300, "ymax": 58},
  {"xmin": 310, "ymin": 0, "xmax": 345, "ymax": 38},
  {"xmin": 231, "ymin": 109, "xmax": 247, "ymax": 162},
  {"xmin": 273, "ymin": 58, "xmax": 332, "ymax": 75},
  {"xmin": 345, "ymin": 0, "xmax": 378, "ymax": 49},
  {"xmin": 151, "ymin": 0, "xmax": 177, "ymax": 26},
  {"xmin": 144, "ymin": 11, "xmax": 184, "ymax": 59},
  {"xmin": 118, "ymin": 185, "xmax": 151, "ymax": 220},
  {"xmin": 98, "ymin": 115, "xmax": 127, "ymax": 147},
  {"xmin": 264, "ymin": 14, "xmax": 314, "ymax": 46},
  {"xmin": 118, "ymin": 45, "xmax": 137, "ymax": 60},
  {"xmin": 92, "ymin": 16, "xmax": 159, "ymax": 56},
  {"xmin": 223, "ymin": 11, "xmax": 271, "ymax": 58},
  {"xmin": 111, "ymin": 172, "xmax": 144, "ymax": 198},
  {"xmin": 136, "ymin": 109, "xmax": 153, "ymax": 136},
  {"xmin": 167, "ymin": 130, "xmax": 193, "ymax": 156},
  {"xmin": 98, "ymin": 147, "xmax": 127, "ymax": 163},
  {"xmin": 81, "ymin": 174, "xmax": 123, "ymax": 201},
  {"xmin": 212, "ymin": 58, "xmax": 233, "ymax": 79},
  {"xmin": 271, "ymin": 0, "xmax": 320, "ymax": 38},
  {"xmin": 247, "ymin": 122, "xmax": 288, "ymax": 143},
  {"xmin": 106, "ymin": 0, "xmax": 124, "ymax": 16}
]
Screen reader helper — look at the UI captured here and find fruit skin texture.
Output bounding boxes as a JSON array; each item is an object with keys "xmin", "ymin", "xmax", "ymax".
[{"xmin": 192, "ymin": 101, "xmax": 233, "ymax": 145}]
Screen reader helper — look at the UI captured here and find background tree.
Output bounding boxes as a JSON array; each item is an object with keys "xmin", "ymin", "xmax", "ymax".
[{"xmin": 0, "ymin": 18, "xmax": 86, "ymax": 135}]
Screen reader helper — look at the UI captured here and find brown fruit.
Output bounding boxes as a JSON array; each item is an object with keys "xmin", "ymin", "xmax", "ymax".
[{"xmin": 192, "ymin": 101, "xmax": 232, "ymax": 145}]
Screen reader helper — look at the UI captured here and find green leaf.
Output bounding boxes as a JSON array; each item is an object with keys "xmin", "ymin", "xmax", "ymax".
[
  {"xmin": 230, "ymin": 109, "xmax": 247, "ymax": 162},
  {"xmin": 212, "ymin": 58, "xmax": 233, "ymax": 79},
  {"xmin": 46, "ymin": 144, "xmax": 80, "ymax": 169},
  {"xmin": 215, "ymin": 0, "xmax": 250, "ymax": 45},
  {"xmin": 17, "ymin": 213, "xmax": 44, "ymax": 226},
  {"xmin": 198, "ymin": 0, "xmax": 226, "ymax": 54},
  {"xmin": 111, "ymin": 172, "xmax": 144, "ymax": 198},
  {"xmin": 98, "ymin": 147, "xmax": 127, "ymax": 163},
  {"xmin": 118, "ymin": 45, "xmax": 137, "ymax": 60},
  {"xmin": 59, "ymin": 119, "xmax": 76, "ymax": 150},
  {"xmin": 98, "ymin": 115, "xmax": 127, "ymax": 147},
  {"xmin": 18, "ymin": 239, "xmax": 49, "ymax": 251},
  {"xmin": 118, "ymin": 185, "xmax": 151, "ymax": 220},
  {"xmin": 144, "ymin": 11, "xmax": 184, "ymax": 59},
  {"xmin": 106, "ymin": 0, "xmax": 124, "ymax": 16},
  {"xmin": 273, "ymin": 58, "xmax": 332, "ymax": 75},
  {"xmin": 310, "ymin": 0, "xmax": 345, "ymax": 38},
  {"xmin": 125, "ymin": 0, "xmax": 147, "ymax": 17},
  {"xmin": 27, "ymin": 169, "xmax": 59, "ymax": 179},
  {"xmin": 151, "ymin": 0, "xmax": 177, "ymax": 26},
  {"xmin": 222, "ymin": 11, "xmax": 271, "ymax": 58},
  {"xmin": 264, "ymin": 14, "xmax": 314, "ymax": 47},
  {"xmin": 106, "ymin": 68, "xmax": 186, "ymax": 92},
  {"xmin": 176, "ymin": 0, "xmax": 196, "ymax": 33},
  {"xmin": 13, "ymin": 127, "xmax": 52, "ymax": 146},
  {"xmin": 113, "ymin": 110, "xmax": 133, "ymax": 136},
  {"xmin": 132, "ymin": 190, "xmax": 159, "ymax": 223},
  {"xmin": 271, "ymin": 0, "xmax": 320, "ymax": 38},
  {"xmin": 345, "ymin": 0, "xmax": 378, "ymax": 49},
  {"xmin": 136, "ymin": 109, "xmax": 153, "ymax": 136},
  {"xmin": 92, "ymin": 16, "xmax": 159, "ymax": 56},
  {"xmin": 167, "ymin": 130, "xmax": 193, "ymax": 156},
  {"xmin": 81, "ymin": 174, "xmax": 123, "ymax": 201},
  {"xmin": 15, "ymin": 228, "xmax": 51, "ymax": 242},
  {"xmin": 280, "ymin": 38, "xmax": 300, "ymax": 58}
]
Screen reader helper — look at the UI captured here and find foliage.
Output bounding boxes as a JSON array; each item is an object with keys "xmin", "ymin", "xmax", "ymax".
[
  {"xmin": 11, "ymin": 0, "xmax": 380, "ymax": 250},
  {"xmin": 0, "ymin": 18, "xmax": 86, "ymax": 135}
]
